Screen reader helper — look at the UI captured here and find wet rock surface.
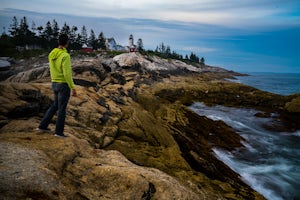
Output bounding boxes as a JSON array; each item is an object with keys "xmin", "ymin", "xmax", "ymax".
[{"xmin": 1, "ymin": 52, "xmax": 298, "ymax": 199}]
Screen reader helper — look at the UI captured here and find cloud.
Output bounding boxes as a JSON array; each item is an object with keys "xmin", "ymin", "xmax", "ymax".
[
  {"xmin": 182, "ymin": 46, "xmax": 217, "ymax": 53},
  {"xmin": 1, "ymin": 0, "xmax": 299, "ymax": 29},
  {"xmin": 1, "ymin": 0, "xmax": 299, "ymax": 73}
]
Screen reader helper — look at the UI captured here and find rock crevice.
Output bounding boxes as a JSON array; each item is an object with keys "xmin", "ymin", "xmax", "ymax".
[{"xmin": 2, "ymin": 53, "xmax": 298, "ymax": 199}]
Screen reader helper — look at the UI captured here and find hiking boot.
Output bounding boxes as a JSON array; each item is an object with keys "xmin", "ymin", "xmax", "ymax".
[
  {"xmin": 36, "ymin": 127, "xmax": 51, "ymax": 133},
  {"xmin": 54, "ymin": 133, "xmax": 68, "ymax": 138}
]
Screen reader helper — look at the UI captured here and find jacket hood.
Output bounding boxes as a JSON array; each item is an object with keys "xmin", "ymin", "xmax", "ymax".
[{"xmin": 48, "ymin": 48, "xmax": 67, "ymax": 60}]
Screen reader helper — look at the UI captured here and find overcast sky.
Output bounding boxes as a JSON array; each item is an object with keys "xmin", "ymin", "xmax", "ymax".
[{"xmin": 1, "ymin": 0, "xmax": 300, "ymax": 72}]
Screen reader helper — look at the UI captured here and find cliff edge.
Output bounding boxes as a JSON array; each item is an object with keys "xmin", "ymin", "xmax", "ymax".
[{"xmin": 1, "ymin": 52, "xmax": 299, "ymax": 199}]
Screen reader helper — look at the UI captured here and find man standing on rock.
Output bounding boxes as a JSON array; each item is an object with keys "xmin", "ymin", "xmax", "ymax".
[{"xmin": 37, "ymin": 33, "xmax": 76, "ymax": 138}]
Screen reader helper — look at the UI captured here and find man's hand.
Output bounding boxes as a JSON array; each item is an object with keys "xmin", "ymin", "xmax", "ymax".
[{"xmin": 71, "ymin": 89, "xmax": 77, "ymax": 97}]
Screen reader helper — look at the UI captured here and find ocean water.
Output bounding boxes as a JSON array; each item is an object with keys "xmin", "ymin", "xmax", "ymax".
[
  {"xmin": 189, "ymin": 103, "xmax": 300, "ymax": 200},
  {"xmin": 190, "ymin": 72, "xmax": 300, "ymax": 199},
  {"xmin": 231, "ymin": 72, "xmax": 300, "ymax": 95}
]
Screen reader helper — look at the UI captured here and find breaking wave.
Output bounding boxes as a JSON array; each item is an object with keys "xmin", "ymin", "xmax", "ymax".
[{"xmin": 189, "ymin": 102, "xmax": 300, "ymax": 200}]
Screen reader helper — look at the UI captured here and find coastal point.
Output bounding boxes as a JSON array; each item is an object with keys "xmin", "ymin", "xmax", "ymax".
[{"xmin": 1, "ymin": 52, "xmax": 299, "ymax": 199}]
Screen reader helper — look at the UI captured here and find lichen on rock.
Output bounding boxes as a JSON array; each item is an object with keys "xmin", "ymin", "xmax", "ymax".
[{"xmin": 2, "ymin": 52, "xmax": 298, "ymax": 199}]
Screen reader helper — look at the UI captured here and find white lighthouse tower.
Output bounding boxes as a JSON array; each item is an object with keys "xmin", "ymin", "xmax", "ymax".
[{"xmin": 128, "ymin": 34, "xmax": 135, "ymax": 52}]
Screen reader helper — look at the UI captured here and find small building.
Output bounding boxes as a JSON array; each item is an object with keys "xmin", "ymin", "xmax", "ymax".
[{"xmin": 81, "ymin": 44, "xmax": 93, "ymax": 53}]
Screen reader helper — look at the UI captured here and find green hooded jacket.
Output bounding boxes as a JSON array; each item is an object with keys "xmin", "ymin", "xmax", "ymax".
[{"xmin": 48, "ymin": 48, "xmax": 75, "ymax": 89}]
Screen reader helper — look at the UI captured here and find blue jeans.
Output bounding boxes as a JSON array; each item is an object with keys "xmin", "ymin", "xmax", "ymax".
[{"xmin": 39, "ymin": 82, "xmax": 70, "ymax": 135}]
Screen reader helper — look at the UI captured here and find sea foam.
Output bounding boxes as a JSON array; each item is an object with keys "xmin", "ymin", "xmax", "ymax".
[{"xmin": 190, "ymin": 103, "xmax": 300, "ymax": 200}]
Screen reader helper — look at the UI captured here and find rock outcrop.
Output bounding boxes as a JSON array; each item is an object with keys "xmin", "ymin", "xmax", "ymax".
[
  {"xmin": 113, "ymin": 52, "xmax": 229, "ymax": 73},
  {"xmin": 1, "ymin": 52, "xmax": 298, "ymax": 199},
  {"xmin": 0, "ymin": 130, "xmax": 202, "ymax": 199}
]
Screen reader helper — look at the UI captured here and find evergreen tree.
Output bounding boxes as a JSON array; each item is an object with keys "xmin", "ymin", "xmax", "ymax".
[
  {"xmin": 69, "ymin": 26, "xmax": 78, "ymax": 49},
  {"xmin": 165, "ymin": 45, "xmax": 171, "ymax": 56},
  {"xmin": 97, "ymin": 31, "xmax": 106, "ymax": 50},
  {"xmin": 52, "ymin": 19, "xmax": 60, "ymax": 39},
  {"xmin": 19, "ymin": 17, "xmax": 30, "ymax": 36},
  {"xmin": 0, "ymin": 32, "xmax": 15, "ymax": 56},
  {"xmin": 155, "ymin": 42, "xmax": 167, "ymax": 54},
  {"xmin": 88, "ymin": 29, "xmax": 97, "ymax": 49},
  {"xmin": 9, "ymin": 16, "xmax": 19, "ymax": 37},
  {"xmin": 29, "ymin": 20, "xmax": 38, "ymax": 46},
  {"xmin": 137, "ymin": 38, "xmax": 144, "ymax": 52},
  {"xmin": 43, "ymin": 21, "xmax": 53, "ymax": 41},
  {"xmin": 200, "ymin": 57, "xmax": 205, "ymax": 65},
  {"xmin": 80, "ymin": 25, "xmax": 88, "ymax": 45},
  {"xmin": 37, "ymin": 26, "xmax": 43, "ymax": 37},
  {"xmin": 189, "ymin": 52, "xmax": 200, "ymax": 63},
  {"xmin": 17, "ymin": 16, "xmax": 34, "ymax": 46},
  {"xmin": 171, "ymin": 51, "xmax": 182, "ymax": 60},
  {"xmin": 41, "ymin": 21, "xmax": 58, "ymax": 48},
  {"xmin": 31, "ymin": 21, "xmax": 36, "ymax": 36},
  {"xmin": 158, "ymin": 42, "xmax": 166, "ymax": 53},
  {"xmin": 60, "ymin": 22, "xmax": 70, "ymax": 36},
  {"xmin": 35, "ymin": 25, "xmax": 45, "ymax": 47},
  {"xmin": 70, "ymin": 26, "xmax": 78, "ymax": 42},
  {"xmin": 74, "ymin": 33, "xmax": 82, "ymax": 50}
]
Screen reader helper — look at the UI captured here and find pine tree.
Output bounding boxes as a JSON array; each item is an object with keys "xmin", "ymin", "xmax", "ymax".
[
  {"xmin": 35, "ymin": 25, "xmax": 45, "ymax": 47},
  {"xmin": 74, "ymin": 33, "xmax": 82, "ymax": 50},
  {"xmin": 70, "ymin": 26, "xmax": 78, "ymax": 41},
  {"xmin": 61, "ymin": 22, "xmax": 70, "ymax": 36},
  {"xmin": 31, "ymin": 21, "xmax": 36, "ymax": 36},
  {"xmin": 19, "ymin": 17, "xmax": 30, "ymax": 36},
  {"xmin": 43, "ymin": 21, "xmax": 53, "ymax": 41},
  {"xmin": 166, "ymin": 45, "xmax": 171, "ymax": 56},
  {"xmin": 88, "ymin": 29, "xmax": 97, "ymax": 49},
  {"xmin": 37, "ymin": 26, "xmax": 43, "ymax": 37},
  {"xmin": 97, "ymin": 31, "xmax": 106, "ymax": 50},
  {"xmin": 171, "ymin": 51, "xmax": 182, "ymax": 60},
  {"xmin": 159, "ymin": 42, "xmax": 166, "ymax": 53},
  {"xmin": 200, "ymin": 57, "xmax": 205, "ymax": 65},
  {"xmin": 18, "ymin": 16, "xmax": 34, "ymax": 46},
  {"xmin": 155, "ymin": 42, "xmax": 167, "ymax": 54},
  {"xmin": 80, "ymin": 25, "xmax": 88, "ymax": 45},
  {"xmin": 137, "ymin": 38, "xmax": 144, "ymax": 52},
  {"xmin": 9, "ymin": 16, "xmax": 19, "ymax": 37},
  {"xmin": 69, "ymin": 26, "xmax": 78, "ymax": 49},
  {"xmin": 52, "ymin": 19, "xmax": 60, "ymax": 39},
  {"xmin": 0, "ymin": 31, "xmax": 15, "ymax": 56},
  {"xmin": 189, "ymin": 52, "xmax": 200, "ymax": 63}
]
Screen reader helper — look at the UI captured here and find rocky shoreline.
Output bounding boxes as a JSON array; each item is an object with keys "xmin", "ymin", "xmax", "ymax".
[{"xmin": 1, "ymin": 52, "xmax": 299, "ymax": 199}]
